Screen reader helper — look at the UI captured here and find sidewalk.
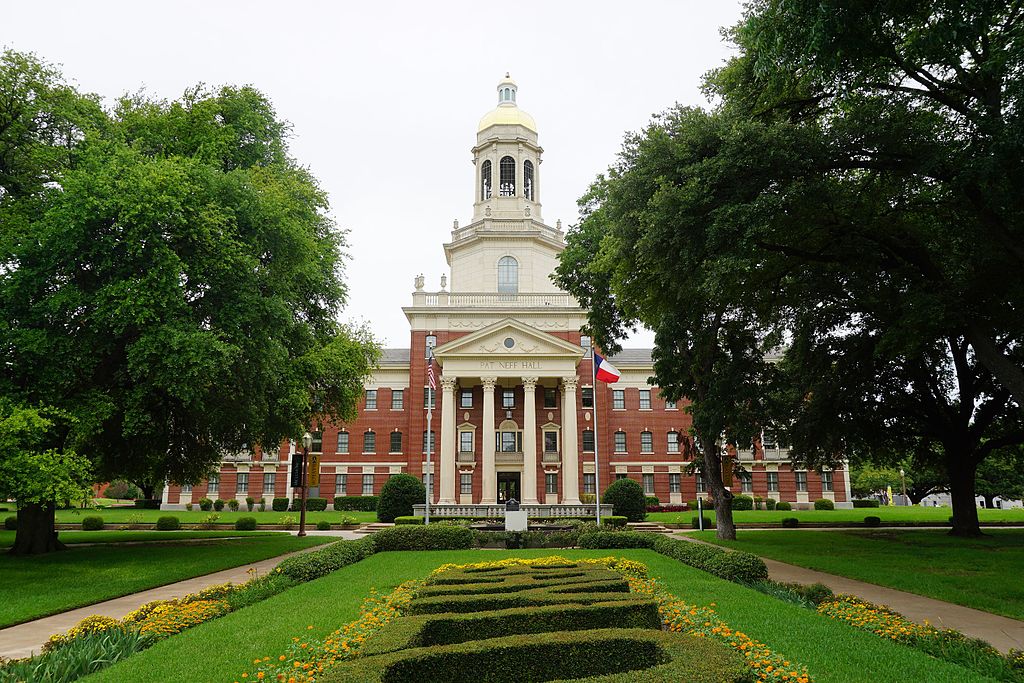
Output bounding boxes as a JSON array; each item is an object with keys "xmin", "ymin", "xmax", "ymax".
[
  {"xmin": 675, "ymin": 533, "xmax": 1024, "ymax": 653},
  {"xmin": 0, "ymin": 532, "xmax": 360, "ymax": 661}
]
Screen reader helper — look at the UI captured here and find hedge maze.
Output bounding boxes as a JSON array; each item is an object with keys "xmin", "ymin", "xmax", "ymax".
[{"xmin": 320, "ymin": 560, "xmax": 748, "ymax": 683}]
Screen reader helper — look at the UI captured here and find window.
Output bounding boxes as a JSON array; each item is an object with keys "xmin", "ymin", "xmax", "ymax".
[
  {"xmin": 643, "ymin": 473, "xmax": 655, "ymax": 495},
  {"xmin": 365, "ymin": 390, "xmax": 377, "ymax": 410},
  {"xmin": 423, "ymin": 430, "xmax": 436, "ymax": 453},
  {"xmin": 696, "ymin": 473, "xmax": 706, "ymax": 493},
  {"xmin": 423, "ymin": 473, "xmax": 435, "ymax": 492},
  {"xmin": 181, "ymin": 484, "xmax": 192, "ymax": 494},
  {"xmin": 480, "ymin": 160, "xmax": 492, "ymax": 200},
  {"xmin": 391, "ymin": 390, "xmax": 404, "ymax": 410},
  {"xmin": 543, "ymin": 387, "xmax": 557, "ymax": 409},
  {"xmin": 665, "ymin": 399, "xmax": 677, "ymax": 410},
  {"xmin": 425, "ymin": 335, "xmax": 436, "ymax": 358},
  {"xmin": 499, "ymin": 431, "xmax": 522, "ymax": 452},
  {"xmin": 263, "ymin": 473, "xmax": 275, "ymax": 494},
  {"xmin": 612, "ymin": 390, "xmax": 625, "ymax": 410},
  {"xmin": 669, "ymin": 473, "xmax": 681, "ymax": 493},
  {"xmin": 311, "ymin": 431, "xmax": 323, "ymax": 453},
  {"xmin": 497, "ymin": 256, "xmax": 518, "ymax": 294},
  {"xmin": 546, "ymin": 473, "xmax": 558, "ymax": 494},
  {"xmin": 460, "ymin": 431, "xmax": 473, "ymax": 453},
  {"xmin": 523, "ymin": 160, "xmax": 534, "ymax": 200},
  {"xmin": 208, "ymin": 475, "xmax": 219, "ymax": 493},
  {"xmin": 795, "ymin": 471, "xmax": 807, "ymax": 492},
  {"xmin": 502, "ymin": 388, "xmax": 515, "ymax": 408},
  {"xmin": 237, "ymin": 473, "xmax": 248, "ymax": 494},
  {"xmin": 337, "ymin": 431, "xmax": 349, "ymax": 454},
  {"xmin": 639, "ymin": 389, "xmax": 651, "ymax": 410},
  {"xmin": 767, "ymin": 472, "xmax": 779, "ymax": 492},
  {"xmin": 390, "ymin": 431, "xmax": 402, "ymax": 453},
  {"xmin": 667, "ymin": 431, "xmax": 680, "ymax": 453},
  {"xmin": 460, "ymin": 389, "xmax": 473, "ymax": 408},
  {"xmin": 614, "ymin": 431, "xmax": 627, "ymax": 453},
  {"xmin": 363, "ymin": 431, "xmax": 375, "ymax": 453},
  {"xmin": 583, "ymin": 473, "xmax": 596, "ymax": 494},
  {"xmin": 362, "ymin": 474, "xmax": 374, "ymax": 496},
  {"xmin": 580, "ymin": 335, "xmax": 591, "ymax": 348},
  {"xmin": 640, "ymin": 431, "xmax": 653, "ymax": 453},
  {"xmin": 822, "ymin": 471, "xmax": 834, "ymax": 492},
  {"xmin": 461, "ymin": 473, "xmax": 473, "ymax": 495},
  {"xmin": 423, "ymin": 387, "xmax": 435, "ymax": 409},
  {"xmin": 499, "ymin": 155, "xmax": 516, "ymax": 196},
  {"xmin": 543, "ymin": 431, "xmax": 558, "ymax": 453},
  {"xmin": 739, "ymin": 471, "xmax": 753, "ymax": 493},
  {"xmin": 581, "ymin": 387, "xmax": 594, "ymax": 408},
  {"xmin": 335, "ymin": 474, "xmax": 347, "ymax": 495},
  {"xmin": 582, "ymin": 429, "xmax": 595, "ymax": 452}
]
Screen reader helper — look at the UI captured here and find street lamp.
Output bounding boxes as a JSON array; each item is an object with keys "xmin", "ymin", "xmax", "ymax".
[
  {"xmin": 298, "ymin": 432, "xmax": 312, "ymax": 537},
  {"xmin": 899, "ymin": 468, "xmax": 906, "ymax": 504}
]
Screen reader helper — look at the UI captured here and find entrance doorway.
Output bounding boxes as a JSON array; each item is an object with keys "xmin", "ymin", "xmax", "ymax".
[{"xmin": 497, "ymin": 472, "xmax": 521, "ymax": 503}]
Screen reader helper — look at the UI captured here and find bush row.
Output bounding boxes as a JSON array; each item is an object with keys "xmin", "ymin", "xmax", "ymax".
[
  {"xmin": 853, "ymin": 498, "xmax": 881, "ymax": 508},
  {"xmin": 275, "ymin": 536, "xmax": 377, "ymax": 582}
]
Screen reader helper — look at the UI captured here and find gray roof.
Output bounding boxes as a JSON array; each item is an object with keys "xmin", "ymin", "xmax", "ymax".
[
  {"xmin": 380, "ymin": 348, "xmax": 411, "ymax": 365},
  {"xmin": 606, "ymin": 348, "xmax": 654, "ymax": 366}
]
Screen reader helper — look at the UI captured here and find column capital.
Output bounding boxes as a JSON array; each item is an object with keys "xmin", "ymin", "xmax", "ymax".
[
  {"xmin": 521, "ymin": 376, "xmax": 539, "ymax": 391},
  {"xmin": 481, "ymin": 376, "xmax": 498, "ymax": 391},
  {"xmin": 440, "ymin": 376, "xmax": 458, "ymax": 392},
  {"xmin": 561, "ymin": 376, "xmax": 579, "ymax": 392}
]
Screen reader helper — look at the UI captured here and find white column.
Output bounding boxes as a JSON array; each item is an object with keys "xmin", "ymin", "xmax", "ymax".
[
  {"xmin": 561, "ymin": 376, "xmax": 581, "ymax": 504},
  {"xmin": 438, "ymin": 375, "xmax": 458, "ymax": 503},
  {"xmin": 522, "ymin": 377, "xmax": 539, "ymax": 504},
  {"xmin": 481, "ymin": 377, "xmax": 497, "ymax": 504}
]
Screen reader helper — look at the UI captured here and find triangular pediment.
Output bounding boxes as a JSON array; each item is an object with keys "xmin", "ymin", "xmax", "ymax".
[{"xmin": 433, "ymin": 318, "xmax": 585, "ymax": 360}]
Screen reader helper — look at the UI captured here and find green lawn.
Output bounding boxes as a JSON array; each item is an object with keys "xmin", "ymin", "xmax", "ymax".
[
  {"xmin": 46, "ymin": 508, "xmax": 378, "ymax": 524},
  {"xmin": 648, "ymin": 505, "xmax": 1024, "ymax": 525},
  {"xmin": 692, "ymin": 528, "xmax": 1024, "ymax": 621},
  {"xmin": 0, "ymin": 535, "xmax": 330, "ymax": 628},
  {"xmin": 85, "ymin": 550, "xmax": 998, "ymax": 683},
  {"xmin": 0, "ymin": 530, "xmax": 288, "ymax": 547}
]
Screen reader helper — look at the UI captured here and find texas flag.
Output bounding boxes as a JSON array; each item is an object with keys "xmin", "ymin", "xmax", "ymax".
[{"xmin": 594, "ymin": 352, "xmax": 621, "ymax": 383}]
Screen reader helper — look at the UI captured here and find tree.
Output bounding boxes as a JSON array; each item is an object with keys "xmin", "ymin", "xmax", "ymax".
[
  {"xmin": 376, "ymin": 473, "xmax": 426, "ymax": 522},
  {"xmin": 975, "ymin": 448, "xmax": 1024, "ymax": 509},
  {"xmin": 850, "ymin": 465, "xmax": 906, "ymax": 500}
]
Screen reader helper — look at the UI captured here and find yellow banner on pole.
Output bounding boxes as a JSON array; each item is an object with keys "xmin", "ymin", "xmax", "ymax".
[{"xmin": 308, "ymin": 454, "xmax": 321, "ymax": 487}]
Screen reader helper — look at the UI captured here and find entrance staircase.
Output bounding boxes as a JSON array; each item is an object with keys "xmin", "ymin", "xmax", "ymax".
[
  {"xmin": 353, "ymin": 522, "xmax": 393, "ymax": 535},
  {"xmin": 627, "ymin": 522, "xmax": 673, "ymax": 534}
]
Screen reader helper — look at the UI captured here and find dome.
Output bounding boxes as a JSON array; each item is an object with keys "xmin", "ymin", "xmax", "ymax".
[{"xmin": 477, "ymin": 72, "xmax": 537, "ymax": 133}]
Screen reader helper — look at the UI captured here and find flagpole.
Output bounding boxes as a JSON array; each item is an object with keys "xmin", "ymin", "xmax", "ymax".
[
  {"xmin": 592, "ymin": 345, "xmax": 601, "ymax": 525},
  {"xmin": 425, "ymin": 348, "xmax": 434, "ymax": 525}
]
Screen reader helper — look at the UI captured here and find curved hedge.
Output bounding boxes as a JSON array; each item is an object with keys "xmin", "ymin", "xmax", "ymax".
[
  {"xmin": 377, "ymin": 474, "xmax": 426, "ymax": 522},
  {"xmin": 601, "ymin": 478, "xmax": 647, "ymax": 522},
  {"xmin": 373, "ymin": 525, "xmax": 474, "ymax": 551}
]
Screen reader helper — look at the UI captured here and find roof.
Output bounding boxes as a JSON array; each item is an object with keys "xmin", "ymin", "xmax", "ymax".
[
  {"xmin": 606, "ymin": 348, "xmax": 654, "ymax": 366},
  {"xmin": 379, "ymin": 348, "xmax": 410, "ymax": 365},
  {"xmin": 478, "ymin": 105, "xmax": 537, "ymax": 133}
]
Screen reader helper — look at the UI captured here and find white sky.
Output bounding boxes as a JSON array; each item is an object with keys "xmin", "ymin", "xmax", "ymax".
[{"xmin": 2, "ymin": 0, "xmax": 745, "ymax": 349}]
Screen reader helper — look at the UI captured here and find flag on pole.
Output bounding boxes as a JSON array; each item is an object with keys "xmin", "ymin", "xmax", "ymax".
[
  {"xmin": 594, "ymin": 352, "xmax": 621, "ymax": 383},
  {"xmin": 427, "ymin": 352, "xmax": 436, "ymax": 391}
]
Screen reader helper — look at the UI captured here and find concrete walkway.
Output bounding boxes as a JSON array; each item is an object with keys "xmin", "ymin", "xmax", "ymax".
[
  {"xmin": 674, "ymin": 533, "xmax": 1024, "ymax": 653},
  {"xmin": 0, "ymin": 531, "xmax": 361, "ymax": 661}
]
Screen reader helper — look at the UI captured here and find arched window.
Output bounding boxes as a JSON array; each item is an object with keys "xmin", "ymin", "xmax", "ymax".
[
  {"xmin": 497, "ymin": 256, "xmax": 518, "ymax": 294},
  {"xmin": 499, "ymin": 156, "xmax": 515, "ymax": 196},
  {"xmin": 523, "ymin": 160, "xmax": 534, "ymax": 200},
  {"xmin": 480, "ymin": 160, "xmax": 492, "ymax": 200}
]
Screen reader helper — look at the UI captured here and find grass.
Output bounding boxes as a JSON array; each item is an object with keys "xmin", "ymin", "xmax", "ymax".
[
  {"xmin": 691, "ymin": 528, "xmax": 1024, "ymax": 621},
  {"xmin": 84, "ymin": 550, "xmax": 999, "ymax": 683},
  {"xmin": 0, "ymin": 530, "xmax": 289, "ymax": 547},
  {"xmin": 0, "ymin": 535, "xmax": 331, "ymax": 628},
  {"xmin": 647, "ymin": 505, "xmax": 1024, "ymax": 525},
  {"xmin": 46, "ymin": 508, "xmax": 378, "ymax": 524}
]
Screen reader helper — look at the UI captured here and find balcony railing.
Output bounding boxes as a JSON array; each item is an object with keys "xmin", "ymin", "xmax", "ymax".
[
  {"xmin": 411, "ymin": 291, "xmax": 580, "ymax": 309},
  {"xmin": 542, "ymin": 452, "xmax": 561, "ymax": 464},
  {"xmin": 457, "ymin": 452, "xmax": 476, "ymax": 463}
]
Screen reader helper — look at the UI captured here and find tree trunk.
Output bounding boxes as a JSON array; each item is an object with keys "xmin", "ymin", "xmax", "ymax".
[
  {"xmin": 9, "ymin": 502, "xmax": 67, "ymax": 556},
  {"xmin": 947, "ymin": 457, "xmax": 982, "ymax": 537},
  {"xmin": 136, "ymin": 481, "xmax": 156, "ymax": 500},
  {"xmin": 982, "ymin": 494, "xmax": 995, "ymax": 509},
  {"xmin": 702, "ymin": 439, "xmax": 736, "ymax": 540}
]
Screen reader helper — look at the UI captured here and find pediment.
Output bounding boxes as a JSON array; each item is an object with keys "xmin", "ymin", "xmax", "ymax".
[{"xmin": 433, "ymin": 318, "xmax": 585, "ymax": 360}]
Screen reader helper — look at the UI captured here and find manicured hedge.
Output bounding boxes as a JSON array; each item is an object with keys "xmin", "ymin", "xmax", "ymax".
[
  {"xmin": 235, "ymin": 517, "xmax": 257, "ymax": 531},
  {"xmin": 316, "ymin": 520, "xmax": 331, "ymax": 531},
  {"xmin": 578, "ymin": 531, "xmax": 656, "ymax": 549},
  {"xmin": 82, "ymin": 516, "xmax": 104, "ymax": 531},
  {"xmin": 764, "ymin": 498, "xmax": 777, "ymax": 510},
  {"xmin": 377, "ymin": 474, "xmax": 426, "ymax": 522},
  {"xmin": 275, "ymin": 537, "xmax": 376, "ymax": 582},
  {"xmin": 602, "ymin": 515, "xmax": 628, "ymax": 527},
  {"xmin": 814, "ymin": 498, "xmax": 835, "ymax": 510},
  {"xmin": 133, "ymin": 499, "xmax": 161, "ymax": 509},
  {"xmin": 198, "ymin": 497, "xmax": 213, "ymax": 511},
  {"xmin": 272, "ymin": 497, "xmax": 290, "ymax": 512},
  {"xmin": 691, "ymin": 516, "xmax": 712, "ymax": 529},
  {"xmin": 602, "ymin": 478, "xmax": 647, "ymax": 522},
  {"xmin": 334, "ymin": 495, "xmax": 379, "ymax": 512},
  {"xmin": 864, "ymin": 515, "xmax": 881, "ymax": 527},
  {"xmin": 782, "ymin": 517, "xmax": 799, "ymax": 528},
  {"xmin": 373, "ymin": 525, "xmax": 474, "ymax": 551},
  {"xmin": 4, "ymin": 516, "xmax": 16, "ymax": 530},
  {"xmin": 853, "ymin": 498, "xmax": 880, "ymax": 508},
  {"xmin": 644, "ymin": 496, "xmax": 660, "ymax": 506},
  {"xmin": 395, "ymin": 516, "xmax": 424, "ymax": 525},
  {"xmin": 155, "ymin": 516, "xmax": 180, "ymax": 531},
  {"xmin": 213, "ymin": 499, "xmax": 225, "ymax": 511},
  {"xmin": 290, "ymin": 497, "xmax": 328, "ymax": 512},
  {"xmin": 708, "ymin": 551, "xmax": 769, "ymax": 583},
  {"xmin": 730, "ymin": 495, "xmax": 753, "ymax": 510},
  {"xmin": 775, "ymin": 501, "xmax": 792, "ymax": 511}
]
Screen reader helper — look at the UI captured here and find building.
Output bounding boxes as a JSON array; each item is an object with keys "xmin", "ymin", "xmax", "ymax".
[{"xmin": 161, "ymin": 75, "xmax": 852, "ymax": 512}]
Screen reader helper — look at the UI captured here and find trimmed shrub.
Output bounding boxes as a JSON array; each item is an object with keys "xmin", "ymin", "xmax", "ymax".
[
  {"xmin": 373, "ymin": 525, "xmax": 474, "ymax": 551},
  {"xmin": 227, "ymin": 499, "xmax": 239, "ymax": 512},
  {"xmin": 258, "ymin": 498, "xmax": 267, "ymax": 512},
  {"xmin": 4, "ymin": 515, "xmax": 17, "ymax": 530},
  {"xmin": 775, "ymin": 501, "xmax": 792, "ymax": 511},
  {"xmin": 82, "ymin": 516, "xmax": 104, "ymax": 531},
  {"xmin": 213, "ymin": 499, "xmax": 225, "ymax": 511},
  {"xmin": 691, "ymin": 516, "xmax": 713, "ymax": 529},
  {"xmin": 578, "ymin": 531, "xmax": 656, "ymax": 549},
  {"xmin": 709, "ymin": 551, "xmax": 769, "ymax": 583},
  {"xmin": 687, "ymin": 500, "xmax": 700, "ymax": 511},
  {"xmin": 781, "ymin": 517, "xmax": 799, "ymax": 528},
  {"xmin": 184, "ymin": 503, "xmax": 193, "ymax": 511},
  {"xmin": 730, "ymin": 495, "xmax": 753, "ymax": 510},
  {"xmin": 395, "ymin": 516, "xmax": 424, "ymax": 525},
  {"xmin": 864, "ymin": 515, "xmax": 882, "ymax": 527},
  {"xmin": 235, "ymin": 517, "xmax": 257, "ymax": 531},
  {"xmin": 291, "ymin": 497, "xmax": 328, "ymax": 512},
  {"xmin": 133, "ymin": 499, "xmax": 161, "ymax": 509},
  {"xmin": 813, "ymin": 498, "xmax": 835, "ymax": 510},
  {"xmin": 601, "ymin": 478, "xmax": 647, "ymax": 522},
  {"xmin": 334, "ymin": 495, "xmax": 379, "ymax": 512},
  {"xmin": 853, "ymin": 498, "xmax": 880, "ymax": 508},
  {"xmin": 601, "ymin": 515, "xmax": 628, "ymax": 527},
  {"xmin": 764, "ymin": 498, "xmax": 777, "ymax": 511},
  {"xmin": 279, "ymin": 515, "xmax": 296, "ymax": 530},
  {"xmin": 272, "ymin": 497, "xmax": 290, "ymax": 512},
  {"xmin": 104, "ymin": 480, "xmax": 140, "ymax": 500},
  {"xmin": 245, "ymin": 496, "xmax": 255, "ymax": 511},
  {"xmin": 198, "ymin": 497, "xmax": 213, "ymax": 511},
  {"xmin": 316, "ymin": 520, "xmax": 331, "ymax": 531},
  {"xmin": 276, "ymin": 537, "xmax": 376, "ymax": 582},
  {"xmin": 651, "ymin": 536, "xmax": 725, "ymax": 573},
  {"xmin": 155, "ymin": 516, "xmax": 180, "ymax": 531},
  {"xmin": 377, "ymin": 474, "xmax": 427, "ymax": 522},
  {"xmin": 644, "ymin": 495, "xmax": 660, "ymax": 507}
]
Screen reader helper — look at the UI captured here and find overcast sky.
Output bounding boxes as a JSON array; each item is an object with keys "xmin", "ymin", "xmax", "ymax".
[{"xmin": 3, "ymin": 1, "xmax": 745, "ymax": 348}]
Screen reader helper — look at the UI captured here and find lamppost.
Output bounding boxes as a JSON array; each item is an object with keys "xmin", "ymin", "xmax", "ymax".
[
  {"xmin": 297, "ymin": 432, "xmax": 312, "ymax": 537},
  {"xmin": 899, "ymin": 468, "xmax": 906, "ymax": 505}
]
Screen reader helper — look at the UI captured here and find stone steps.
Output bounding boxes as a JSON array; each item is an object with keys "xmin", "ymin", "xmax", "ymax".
[
  {"xmin": 627, "ymin": 522, "xmax": 673, "ymax": 534},
  {"xmin": 352, "ymin": 522, "xmax": 394, "ymax": 535}
]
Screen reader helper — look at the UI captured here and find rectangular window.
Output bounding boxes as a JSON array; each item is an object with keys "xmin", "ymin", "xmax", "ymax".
[
  {"xmin": 639, "ymin": 389, "xmax": 651, "ymax": 410},
  {"xmin": 667, "ymin": 431, "xmax": 680, "ymax": 453},
  {"xmin": 181, "ymin": 484, "xmax": 192, "ymax": 494},
  {"xmin": 460, "ymin": 431, "xmax": 473, "ymax": 453},
  {"xmin": 696, "ymin": 473, "xmax": 706, "ymax": 493},
  {"xmin": 546, "ymin": 473, "xmax": 558, "ymax": 494},
  {"xmin": 614, "ymin": 431, "xmax": 627, "ymax": 453},
  {"xmin": 335, "ymin": 474, "xmax": 347, "ymax": 495},
  {"xmin": 423, "ymin": 388, "xmax": 436, "ymax": 410},
  {"xmin": 643, "ymin": 473, "xmax": 655, "ymax": 495},
  {"xmin": 583, "ymin": 473, "xmax": 595, "ymax": 494},
  {"xmin": 543, "ymin": 431, "xmax": 558, "ymax": 453},
  {"xmin": 740, "ymin": 472, "xmax": 753, "ymax": 493},
  {"xmin": 208, "ymin": 475, "xmax": 219, "ymax": 494},
  {"xmin": 461, "ymin": 473, "xmax": 473, "ymax": 495},
  {"xmin": 311, "ymin": 431, "xmax": 323, "ymax": 453},
  {"xmin": 822, "ymin": 471, "xmax": 834, "ymax": 492},
  {"xmin": 669, "ymin": 473, "xmax": 681, "ymax": 493},
  {"xmin": 236, "ymin": 473, "xmax": 249, "ymax": 494},
  {"xmin": 423, "ymin": 431, "xmax": 436, "ymax": 453},
  {"xmin": 337, "ymin": 432, "xmax": 349, "ymax": 454},
  {"xmin": 460, "ymin": 388, "xmax": 473, "ymax": 408},
  {"xmin": 391, "ymin": 389, "xmax": 404, "ymax": 410},
  {"xmin": 390, "ymin": 431, "xmax": 402, "ymax": 453},
  {"xmin": 502, "ymin": 389, "xmax": 515, "ymax": 409},
  {"xmin": 581, "ymin": 387, "xmax": 594, "ymax": 408},
  {"xmin": 767, "ymin": 472, "xmax": 779, "ymax": 492},
  {"xmin": 365, "ymin": 390, "xmax": 377, "ymax": 410},
  {"xmin": 423, "ymin": 473, "xmax": 435, "ymax": 492},
  {"xmin": 543, "ymin": 387, "xmax": 557, "ymax": 409},
  {"xmin": 612, "ymin": 389, "xmax": 625, "ymax": 410},
  {"xmin": 363, "ymin": 431, "xmax": 376, "ymax": 453},
  {"xmin": 795, "ymin": 471, "xmax": 807, "ymax": 492},
  {"xmin": 263, "ymin": 473, "xmax": 275, "ymax": 494},
  {"xmin": 640, "ymin": 431, "xmax": 653, "ymax": 453},
  {"xmin": 665, "ymin": 399, "xmax": 677, "ymax": 410},
  {"xmin": 582, "ymin": 430, "xmax": 595, "ymax": 452},
  {"xmin": 362, "ymin": 474, "xmax": 374, "ymax": 496},
  {"xmin": 499, "ymin": 431, "xmax": 521, "ymax": 452}
]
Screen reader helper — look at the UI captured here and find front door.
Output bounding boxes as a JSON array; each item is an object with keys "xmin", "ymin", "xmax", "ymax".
[{"xmin": 497, "ymin": 472, "xmax": 522, "ymax": 503}]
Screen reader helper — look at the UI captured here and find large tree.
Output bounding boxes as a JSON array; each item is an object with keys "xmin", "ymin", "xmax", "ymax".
[{"xmin": 0, "ymin": 52, "xmax": 378, "ymax": 553}]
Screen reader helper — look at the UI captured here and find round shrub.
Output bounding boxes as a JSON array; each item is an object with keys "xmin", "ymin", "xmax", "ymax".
[
  {"xmin": 781, "ymin": 517, "xmax": 799, "ymax": 528},
  {"xmin": 813, "ymin": 498, "xmax": 834, "ymax": 510},
  {"xmin": 775, "ymin": 501, "xmax": 792, "ymax": 511},
  {"xmin": 213, "ymin": 499, "xmax": 225, "ymax": 512},
  {"xmin": 227, "ymin": 499, "xmax": 239, "ymax": 512},
  {"xmin": 235, "ymin": 517, "xmax": 257, "ymax": 531},
  {"xmin": 272, "ymin": 497, "xmax": 290, "ymax": 512},
  {"xmin": 155, "ymin": 516, "xmax": 180, "ymax": 531},
  {"xmin": 601, "ymin": 478, "xmax": 647, "ymax": 522},
  {"xmin": 4, "ymin": 515, "xmax": 17, "ymax": 530},
  {"xmin": 764, "ymin": 498, "xmax": 777, "ymax": 511},
  {"xmin": 184, "ymin": 503, "xmax": 193, "ymax": 511},
  {"xmin": 864, "ymin": 515, "xmax": 881, "ymax": 527},
  {"xmin": 691, "ymin": 516, "xmax": 713, "ymax": 529},
  {"xmin": 710, "ymin": 551, "xmax": 769, "ymax": 583},
  {"xmin": 316, "ymin": 520, "xmax": 331, "ymax": 531},
  {"xmin": 644, "ymin": 495, "xmax": 660, "ymax": 507},
  {"xmin": 730, "ymin": 495, "xmax": 753, "ymax": 510},
  {"xmin": 198, "ymin": 497, "xmax": 213, "ymax": 511},
  {"xmin": 377, "ymin": 473, "xmax": 426, "ymax": 522},
  {"xmin": 82, "ymin": 516, "xmax": 104, "ymax": 531}
]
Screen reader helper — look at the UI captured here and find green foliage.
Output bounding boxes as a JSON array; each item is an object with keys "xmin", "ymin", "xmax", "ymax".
[
  {"xmin": 709, "ymin": 551, "xmax": 769, "ymax": 583},
  {"xmin": 333, "ymin": 495, "xmax": 378, "ymax": 512},
  {"xmin": 234, "ymin": 517, "xmax": 257, "ymax": 531},
  {"xmin": 4, "ymin": 515, "xmax": 17, "ymax": 530},
  {"xmin": 275, "ymin": 537, "xmax": 375, "ymax": 583},
  {"xmin": 775, "ymin": 501, "xmax": 792, "ymax": 511},
  {"xmin": 853, "ymin": 499, "xmax": 880, "ymax": 508},
  {"xmin": 372, "ymin": 525, "xmax": 474, "ymax": 552},
  {"xmin": 850, "ymin": 465, "xmax": 906, "ymax": 499},
  {"xmin": 272, "ymin": 498, "xmax": 289, "ymax": 512},
  {"xmin": 0, "ymin": 624, "xmax": 153, "ymax": 683},
  {"xmin": 133, "ymin": 499, "xmax": 160, "ymax": 509},
  {"xmin": 578, "ymin": 531, "xmax": 657, "ymax": 549},
  {"xmin": 377, "ymin": 474, "xmax": 426, "ymax": 522},
  {"xmin": 864, "ymin": 516, "xmax": 881, "ymax": 528},
  {"xmin": 316, "ymin": 520, "xmax": 331, "ymax": 531},
  {"xmin": 764, "ymin": 498, "xmax": 777, "ymax": 511},
  {"xmin": 731, "ymin": 495, "xmax": 753, "ymax": 510},
  {"xmin": 103, "ymin": 480, "xmax": 140, "ymax": 500},
  {"xmin": 644, "ymin": 496, "xmax": 660, "ymax": 507},
  {"xmin": 213, "ymin": 499, "xmax": 225, "ymax": 512},
  {"xmin": 154, "ymin": 516, "xmax": 180, "ymax": 531},
  {"xmin": 82, "ymin": 516, "xmax": 104, "ymax": 531},
  {"xmin": 601, "ymin": 479, "xmax": 647, "ymax": 522},
  {"xmin": 602, "ymin": 516, "xmax": 628, "ymax": 527},
  {"xmin": 813, "ymin": 498, "xmax": 834, "ymax": 510},
  {"xmin": 226, "ymin": 499, "xmax": 239, "ymax": 512},
  {"xmin": 197, "ymin": 498, "xmax": 213, "ymax": 511},
  {"xmin": 781, "ymin": 518, "xmax": 799, "ymax": 528},
  {"xmin": 291, "ymin": 497, "xmax": 328, "ymax": 512},
  {"xmin": 394, "ymin": 516, "xmax": 424, "ymax": 525},
  {"xmin": 692, "ymin": 516, "xmax": 713, "ymax": 529}
]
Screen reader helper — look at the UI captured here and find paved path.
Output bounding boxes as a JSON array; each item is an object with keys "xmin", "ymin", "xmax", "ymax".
[
  {"xmin": 0, "ymin": 531, "xmax": 361, "ymax": 661},
  {"xmin": 674, "ymin": 533, "xmax": 1024, "ymax": 653}
]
